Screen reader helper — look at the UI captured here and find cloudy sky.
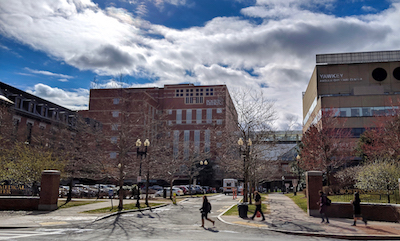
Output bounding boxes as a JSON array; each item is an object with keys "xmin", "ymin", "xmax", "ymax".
[{"xmin": 1, "ymin": 0, "xmax": 400, "ymax": 130}]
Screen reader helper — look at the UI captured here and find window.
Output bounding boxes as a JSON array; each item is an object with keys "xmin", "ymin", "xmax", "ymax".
[
  {"xmin": 39, "ymin": 123, "xmax": 46, "ymax": 130},
  {"xmin": 168, "ymin": 120, "xmax": 173, "ymax": 126},
  {"xmin": 185, "ymin": 96, "xmax": 204, "ymax": 104},
  {"xmin": 184, "ymin": 130, "xmax": 190, "ymax": 158},
  {"xmin": 196, "ymin": 109, "xmax": 202, "ymax": 124},
  {"xmin": 351, "ymin": 108, "xmax": 360, "ymax": 117},
  {"xmin": 110, "ymin": 152, "xmax": 117, "ymax": 159},
  {"xmin": 173, "ymin": 130, "xmax": 179, "ymax": 157},
  {"xmin": 112, "ymin": 111, "xmax": 119, "ymax": 117},
  {"xmin": 206, "ymin": 109, "xmax": 212, "ymax": 124},
  {"xmin": 217, "ymin": 108, "xmax": 222, "ymax": 113},
  {"xmin": 113, "ymin": 98, "xmax": 120, "ymax": 104},
  {"xmin": 217, "ymin": 131, "xmax": 222, "ymax": 136},
  {"xmin": 111, "ymin": 124, "xmax": 119, "ymax": 130},
  {"xmin": 194, "ymin": 130, "xmax": 200, "ymax": 153},
  {"xmin": 186, "ymin": 109, "xmax": 192, "ymax": 124},
  {"xmin": 111, "ymin": 137, "xmax": 117, "ymax": 144},
  {"xmin": 204, "ymin": 130, "xmax": 210, "ymax": 153},
  {"xmin": 217, "ymin": 119, "xmax": 223, "ymax": 125},
  {"xmin": 168, "ymin": 109, "xmax": 172, "ymax": 115},
  {"xmin": 176, "ymin": 109, "xmax": 182, "ymax": 124}
]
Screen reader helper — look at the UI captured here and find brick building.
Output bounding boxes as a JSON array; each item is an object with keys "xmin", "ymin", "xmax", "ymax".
[
  {"xmin": 0, "ymin": 81, "xmax": 80, "ymax": 145},
  {"xmin": 80, "ymin": 84, "xmax": 238, "ymax": 185}
]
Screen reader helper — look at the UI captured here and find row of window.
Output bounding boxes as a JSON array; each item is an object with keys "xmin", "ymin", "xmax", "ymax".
[
  {"xmin": 109, "ymin": 130, "xmax": 222, "ymax": 159},
  {"xmin": 326, "ymin": 106, "xmax": 399, "ymax": 117},
  {"xmin": 175, "ymin": 88, "xmax": 214, "ymax": 97},
  {"xmin": 169, "ymin": 108, "xmax": 223, "ymax": 124}
]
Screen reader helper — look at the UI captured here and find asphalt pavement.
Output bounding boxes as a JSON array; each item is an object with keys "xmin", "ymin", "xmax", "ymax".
[{"xmin": 1, "ymin": 193, "xmax": 400, "ymax": 240}]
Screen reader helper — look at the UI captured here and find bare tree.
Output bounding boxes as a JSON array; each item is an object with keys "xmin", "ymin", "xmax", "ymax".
[
  {"xmin": 299, "ymin": 109, "xmax": 353, "ymax": 186},
  {"xmin": 222, "ymin": 88, "xmax": 276, "ymax": 202}
]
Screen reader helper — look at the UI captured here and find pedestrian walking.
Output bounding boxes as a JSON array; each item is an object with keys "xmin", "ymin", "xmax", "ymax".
[
  {"xmin": 251, "ymin": 191, "xmax": 265, "ymax": 221},
  {"xmin": 351, "ymin": 192, "xmax": 367, "ymax": 226},
  {"xmin": 199, "ymin": 196, "xmax": 215, "ymax": 228},
  {"xmin": 318, "ymin": 190, "xmax": 329, "ymax": 223}
]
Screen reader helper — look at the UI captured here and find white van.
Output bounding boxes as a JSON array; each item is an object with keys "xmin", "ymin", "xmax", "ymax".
[{"xmin": 223, "ymin": 179, "xmax": 238, "ymax": 195}]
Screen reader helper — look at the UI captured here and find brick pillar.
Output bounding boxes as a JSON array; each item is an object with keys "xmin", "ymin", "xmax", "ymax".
[
  {"xmin": 38, "ymin": 170, "xmax": 60, "ymax": 211},
  {"xmin": 306, "ymin": 171, "xmax": 323, "ymax": 217}
]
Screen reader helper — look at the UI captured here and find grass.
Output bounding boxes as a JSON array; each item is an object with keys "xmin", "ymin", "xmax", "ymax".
[
  {"xmin": 285, "ymin": 193, "xmax": 308, "ymax": 212},
  {"xmin": 329, "ymin": 193, "xmax": 400, "ymax": 204},
  {"xmin": 223, "ymin": 194, "xmax": 268, "ymax": 216},
  {"xmin": 83, "ymin": 202, "xmax": 164, "ymax": 214},
  {"xmin": 57, "ymin": 200, "xmax": 102, "ymax": 209}
]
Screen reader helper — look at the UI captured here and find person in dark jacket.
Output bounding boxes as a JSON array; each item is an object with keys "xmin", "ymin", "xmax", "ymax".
[
  {"xmin": 200, "ymin": 196, "xmax": 215, "ymax": 228},
  {"xmin": 318, "ymin": 190, "xmax": 329, "ymax": 223},
  {"xmin": 251, "ymin": 191, "xmax": 265, "ymax": 221},
  {"xmin": 351, "ymin": 192, "xmax": 367, "ymax": 226}
]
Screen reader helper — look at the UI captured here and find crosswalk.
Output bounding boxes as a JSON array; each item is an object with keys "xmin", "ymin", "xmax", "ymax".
[{"xmin": 0, "ymin": 230, "xmax": 63, "ymax": 240}]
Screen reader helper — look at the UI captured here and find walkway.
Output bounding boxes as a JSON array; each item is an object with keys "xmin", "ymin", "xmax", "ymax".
[{"xmin": 219, "ymin": 193, "xmax": 400, "ymax": 239}]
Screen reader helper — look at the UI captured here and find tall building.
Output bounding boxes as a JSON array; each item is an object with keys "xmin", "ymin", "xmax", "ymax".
[
  {"xmin": 303, "ymin": 50, "xmax": 400, "ymax": 136},
  {"xmin": 80, "ymin": 84, "xmax": 238, "ymax": 185}
]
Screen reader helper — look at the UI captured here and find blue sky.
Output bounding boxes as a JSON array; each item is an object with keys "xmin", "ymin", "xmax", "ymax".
[{"xmin": 1, "ymin": 0, "xmax": 399, "ymax": 129}]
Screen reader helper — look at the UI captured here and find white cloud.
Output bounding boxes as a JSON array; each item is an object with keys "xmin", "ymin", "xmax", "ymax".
[
  {"xmin": 24, "ymin": 68, "xmax": 74, "ymax": 79},
  {"xmin": 1, "ymin": 0, "xmax": 400, "ymax": 129},
  {"xmin": 26, "ymin": 83, "xmax": 89, "ymax": 110}
]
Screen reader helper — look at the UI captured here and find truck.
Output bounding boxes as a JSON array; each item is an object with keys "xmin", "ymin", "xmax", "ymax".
[{"xmin": 223, "ymin": 179, "xmax": 238, "ymax": 195}]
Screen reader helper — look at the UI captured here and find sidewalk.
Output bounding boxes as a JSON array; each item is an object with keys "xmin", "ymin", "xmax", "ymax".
[
  {"xmin": 0, "ymin": 198, "xmax": 169, "ymax": 229},
  {"xmin": 218, "ymin": 193, "xmax": 400, "ymax": 239}
]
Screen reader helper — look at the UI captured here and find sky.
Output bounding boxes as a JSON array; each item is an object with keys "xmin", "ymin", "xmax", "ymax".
[{"xmin": 1, "ymin": 0, "xmax": 400, "ymax": 130}]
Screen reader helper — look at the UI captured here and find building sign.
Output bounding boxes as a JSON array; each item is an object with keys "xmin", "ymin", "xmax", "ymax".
[
  {"xmin": 0, "ymin": 185, "xmax": 26, "ymax": 195},
  {"xmin": 206, "ymin": 99, "xmax": 222, "ymax": 106},
  {"xmin": 319, "ymin": 73, "xmax": 362, "ymax": 83}
]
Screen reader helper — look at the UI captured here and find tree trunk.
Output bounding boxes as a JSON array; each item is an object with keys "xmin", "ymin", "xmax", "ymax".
[{"xmin": 145, "ymin": 168, "xmax": 150, "ymax": 207}]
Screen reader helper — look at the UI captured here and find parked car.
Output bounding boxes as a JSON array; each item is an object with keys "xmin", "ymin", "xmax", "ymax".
[
  {"xmin": 174, "ymin": 185, "xmax": 189, "ymax": 195},
  {"xmin": 155, "ymin": 187, "xmax": 184, "ymax": 197}
]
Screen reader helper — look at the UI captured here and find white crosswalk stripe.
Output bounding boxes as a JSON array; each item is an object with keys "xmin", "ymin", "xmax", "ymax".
[{"xmin": 0, "ymin": 230, "xmax": 63, "ymax": 240}]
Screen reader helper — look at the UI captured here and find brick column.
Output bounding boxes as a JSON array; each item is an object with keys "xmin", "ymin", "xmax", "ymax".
[
  {"xmin": 306, "ymin": 171, "xmax": 323, "ymax": 217},
  {"xmin": 38, "ymin": 170, "xmax": 60, "ymax": 211}
]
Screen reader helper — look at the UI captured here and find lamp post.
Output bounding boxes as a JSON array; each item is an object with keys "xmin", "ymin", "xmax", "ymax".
[
  {"xmin": 136, "ymin": 138, "xmax": 150, "ymax": 209},
  {"xmin": 189, "ymin": 159, "xmax": 208, "ymax": 196},
  {"xmin": 238, "ymin": 137, "xmax": 251, "ymax": 202}
]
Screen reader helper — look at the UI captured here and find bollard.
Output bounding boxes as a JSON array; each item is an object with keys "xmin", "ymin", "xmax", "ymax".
[{"xmin": 172, "ymin": 193, "xmax": 176, "ymax": 205}]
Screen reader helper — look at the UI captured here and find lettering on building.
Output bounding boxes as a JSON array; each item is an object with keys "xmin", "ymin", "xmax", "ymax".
[
  {"xmin": 319, "ymin": 73, "xmax": 362, "ymax": 83},
  {"xmin": 206, "ymin": 99, "xmax": 222, "ymax": 106}
]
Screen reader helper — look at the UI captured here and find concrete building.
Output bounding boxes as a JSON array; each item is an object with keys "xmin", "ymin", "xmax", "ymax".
[
  {"xmin": 303, "ymin": 50, "xmax": 400, "ymax": 136},
  {"xmin": 80, "ymin": 84, "xmax": 238, "ymax": 186}
]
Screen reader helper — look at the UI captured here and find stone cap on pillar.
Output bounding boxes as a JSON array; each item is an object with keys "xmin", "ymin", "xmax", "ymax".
[
  {"xmin": 306, "ymin": 171, "xmax": 323, "ymax": 176},
  {"xmin": 41, "ymin": 170, "xmax": 60, "ymax": 175}
]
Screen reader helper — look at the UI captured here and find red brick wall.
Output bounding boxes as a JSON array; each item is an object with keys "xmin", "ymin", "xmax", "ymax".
[
  {"xmin": 328, "ymin": 202, "xmax": 400, "ymax": 222},
  {"xmin": 0, "ymin": 197, "xmax": 39, "ymax": 210}
]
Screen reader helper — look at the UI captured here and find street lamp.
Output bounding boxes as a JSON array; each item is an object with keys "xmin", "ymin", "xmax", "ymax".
[
  {"xmin": 136, "ymin": 138, "xmax": 150, "ymax": 208},
  {"xmin": 238, "ymin": 137, "xmax": 251, "ymax": 202}
]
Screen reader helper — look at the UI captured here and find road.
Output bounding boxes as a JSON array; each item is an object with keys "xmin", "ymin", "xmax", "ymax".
[{"xmin": 0, "ymin": 194, "xmax": 343, "ymax": 240}]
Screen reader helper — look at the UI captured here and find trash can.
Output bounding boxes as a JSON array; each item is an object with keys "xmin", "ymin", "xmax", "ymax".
[
  {"xmin": 163, "ymin": 188, "xmax": 167, "ymax": 198},
  {"xmin": 238, "ymin": 203, "xmax": 248, "ymax": 219}
]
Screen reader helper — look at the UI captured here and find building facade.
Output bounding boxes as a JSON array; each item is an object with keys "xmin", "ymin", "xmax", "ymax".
[
  {"xmin": 303, "ymin": 50, "xmax": 400, "ymax": 136},
  {"xmin": 80, "ymin": 84, "xmax": 238, "ymax": 185},
  {"xmin": 0, "ymin": 81, "xmax": 79, "ymax": 145}
]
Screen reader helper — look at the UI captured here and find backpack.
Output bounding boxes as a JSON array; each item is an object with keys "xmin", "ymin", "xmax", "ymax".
[
  {"xmin": 207, "ymin": 202, "xmax": 212, "ymax": 213},
  {"xmin": 326, "ymin": 197, "xmax": 331, "ymax": 206}
]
